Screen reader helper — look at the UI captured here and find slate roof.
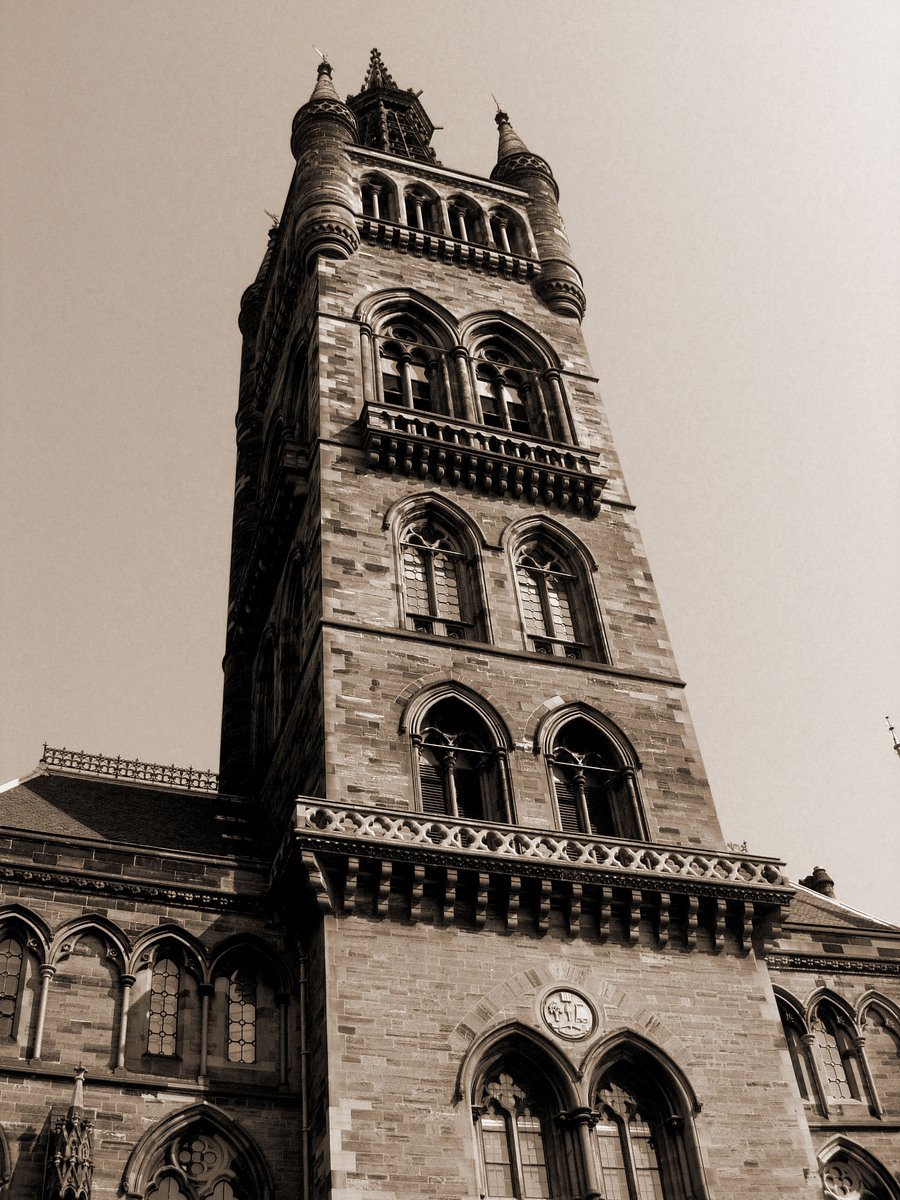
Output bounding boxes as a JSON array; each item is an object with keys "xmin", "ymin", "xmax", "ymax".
[{"xmin": 0, "ymin": 767, "xmax": 260, "ymax": 860}]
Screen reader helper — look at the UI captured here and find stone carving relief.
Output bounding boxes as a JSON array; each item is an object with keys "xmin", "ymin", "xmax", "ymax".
[{"xmin": 540, "ymin": 989, "xmax": 594, "ymax": 1040}]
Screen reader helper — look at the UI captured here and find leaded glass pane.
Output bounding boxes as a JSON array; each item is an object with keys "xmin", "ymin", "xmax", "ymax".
[
  {"xmin": 227, "ymin": 970, "xmax": 257, "ymax": 1064},
  {"xmin": 545, "ymin": 574, "xmax": 575, "ymax": 641},
  {"xmin": 148, "ymin": 956, "xmax": 180, "ymax": 1056},
  {"xmin": 517, "ymin": 567, "xmax": 546, "ymax": 635},
  {"xmin": 595, "ymin": 1117, "xmax": 629, "ymax": 1200},
  {"xmin": 815, "ymin": 1020, "xmax": 853, "ymax": 1099},
  {"xmin": 408, "ymin": 359, "xmax": 433, "ymax": 412},
  {"xmin": 630, "ymin": 1111, "xmax": 664, "ymax": 1200},
  {"xmin": 481, "ymin": 1115, "xmax": 515, "ymax": 1199},
  {"xmin": 0, "ymin": 935, "xmax": 23, "ymax": 1038},
  {"xmin": 402, "ymin": 545, "xmax": 431, "ymax": 616},
  {"xmin": 380, "ymin": 352, "xmax": 403, "ymax": 401},
  {"xmin": 432, "ymin": 552, "xmax": 461, "ymax": 621},
  {"xmin": 517, "ymin": 1114, "xmax": 550, "ymax": 1199}
]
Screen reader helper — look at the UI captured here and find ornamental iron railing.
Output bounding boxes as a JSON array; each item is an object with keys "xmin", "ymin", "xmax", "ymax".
[
  {"xmin": 41, "ymin": 745, "xmax": 219, "ymax": 793},
  {"xmin": 362, "ymin": 403, "xmax": 606, "ymax": 513},
  {"xmin": 293, "ymin": 800, "xmax": 789, "ymax": 889}
]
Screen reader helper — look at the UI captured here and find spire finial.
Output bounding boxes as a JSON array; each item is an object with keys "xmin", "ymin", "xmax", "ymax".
[
  {"xmin": 307, "ymin": 51, "xmax": 341, "ymax": 103},
  {"xmin": 887, "ymin": 716, "xmax": 900, "ymax": 761}
]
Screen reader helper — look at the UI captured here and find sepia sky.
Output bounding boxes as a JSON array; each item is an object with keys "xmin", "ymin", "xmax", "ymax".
[{"xmin": 1, "ymin": 2, "xmax": 898, "ymax": 920}]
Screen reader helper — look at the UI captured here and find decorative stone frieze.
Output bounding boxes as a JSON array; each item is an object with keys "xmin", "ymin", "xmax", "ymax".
[{"xmin": 357, "ymin": 216, "xmax": 538, "ymax": 280}]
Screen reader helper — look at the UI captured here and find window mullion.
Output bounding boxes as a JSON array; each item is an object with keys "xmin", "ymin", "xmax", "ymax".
[
  {"xmin": 620, "ymin": 1122, "xmax": 641, "ymax": 1200},
  {"xmin": 442, "ymin": 750, "xmax": 460, "ymax": 819},
  {"xmin": 424, "ymin": 550, "xmax": 442, "ymax": 634},
  {"xmin": 536, "ymin": 573, "xmax": 555, "ymax": 640},
  {"xmin": 507, "ymin": 1113, "xmax": 528, "ymax": 1200},
  {"xmin": 400, "ymin": 355, "xmax": 415, "ymax": 409}
]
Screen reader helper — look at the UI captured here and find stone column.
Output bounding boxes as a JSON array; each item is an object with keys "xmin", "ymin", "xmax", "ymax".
[{"xmin": 31, "ymin": 963, "xmax": 55, "ymax": 1060}]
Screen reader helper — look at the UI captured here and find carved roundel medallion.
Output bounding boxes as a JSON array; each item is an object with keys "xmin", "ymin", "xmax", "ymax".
[{"xmin": 540, "ymin": 989, "xmax": 595, "ymax": 1040}]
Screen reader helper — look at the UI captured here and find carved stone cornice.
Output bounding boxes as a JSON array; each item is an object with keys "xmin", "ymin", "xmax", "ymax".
[
  {"xmin": 0, "ymin": 861, "xmax": 269, "ymax": 916},
  {"xmin": 361, "ymin": 403, "xmax": 606, "ymax": 514},
  {"xmin": 357, "ymin": 217, "xmax": 537, "ymax": 281},
  {"xmin": 286, "ymin": 800, "xmax": 791, "ymax": 952},
  {"xmin": 767, "ymin": 953, "xmax": 900, "ymax": 977}
]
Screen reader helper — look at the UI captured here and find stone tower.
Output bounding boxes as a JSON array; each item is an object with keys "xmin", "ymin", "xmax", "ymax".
[{"xmin": 0, "ymin": 48, "xmax": 897, "ymax": 1200}]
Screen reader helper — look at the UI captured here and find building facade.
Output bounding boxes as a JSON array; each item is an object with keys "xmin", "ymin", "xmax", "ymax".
[{"xmin": 1, "ymin": 50, "xmax": 897, "ymax": 1200}]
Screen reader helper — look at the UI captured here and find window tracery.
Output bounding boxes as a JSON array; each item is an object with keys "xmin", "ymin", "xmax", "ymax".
[
  {"xmin": 414, "ymin": 697, "xmax": 509, "ymax": 823},
  {"xmin": 401, "ymin": 518, "xmax": 471, "ymax": 639},
  {"xmin": 144, "ymin": 1130, "xmax": 249, "ymax": 1200},
  {"xmin": 594, "ymin": 1076, "xmax": 665, "ymax": 1200},
  {"xmin": 515, "ymin": 541, "xmax": 584, "ymax": 657},
  {"xmin": 475, "ymin": 344, "xmax": 540, "ymax": 437},
  {"xmin": 379, "ymin": 324, "xmax": 444, "ymax": 414},
  {"xmin": 547, "ymin": 716, "xmax": 642, "ymax": 840},
  {"xmin": 475, "ymin": 1069, "xmax": 552, "ymax": 1200}
]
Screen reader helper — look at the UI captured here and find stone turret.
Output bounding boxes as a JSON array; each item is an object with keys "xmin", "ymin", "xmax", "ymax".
[
  {"xmin": 290, "ymin": 60, "xmax": 360, "ymax": 269},
  {"xmin": 491, "ymin": 110, "xmax": 586, "ymax": 321}
]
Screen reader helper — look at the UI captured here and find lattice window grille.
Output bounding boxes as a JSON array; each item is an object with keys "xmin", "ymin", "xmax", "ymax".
[
  {"xmin": 227, "ymin": 971, "xmax": 257, "ymax": 1064},
  {"xmin": 0, "ymin": 935, "xmax": 23, "ymax": 1039}
]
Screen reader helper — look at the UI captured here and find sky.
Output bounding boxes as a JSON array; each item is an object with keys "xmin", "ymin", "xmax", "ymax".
[{"xmin": 1, "ymin": 2, "xmax": 898, "ymax": 921}]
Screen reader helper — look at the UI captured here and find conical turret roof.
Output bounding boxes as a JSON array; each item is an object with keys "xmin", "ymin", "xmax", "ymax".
[
  {"xmin": 495, "ymin": 110, "xmax": 531, "ymax": 160},
  {"xmin": 347, "ymin": 48, "xmax": 439, "ymax": 164},
  {"xmin": 308, "ymin": 58, "xmax": 341, "ymax": 103}
]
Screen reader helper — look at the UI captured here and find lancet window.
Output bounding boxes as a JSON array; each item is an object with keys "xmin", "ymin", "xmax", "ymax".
[
  {"xmin": 379, "ymin": 323, "xmax": 443, "ymax": 414},
  {"xmin": 474, "ymin": 344, "xmax": 540, "ymax": 436},
  {"xmin": 400, "ymin": 516, "xmax": 477, "ymax": 639},
  {"xmin": 489, "ymin": 208, "xmax": 527, "ymax": 256},
  {"xmin": 361, "ymin": 174, "xmax": 396, "ymax": 222},
  {"xmin": 475, "ymin": 1069, "xmax": 553, "ymax": 1200},
  {"xmin": 142, "ymin": 1127, "xmax": 252, "ymax": 1200},
  {"xmin": 414, "ymin": 697, "xmax": 510, "ymax": 823},
  {"xmin": 812, "ymin": 1003, "xmax": 864, "ymax": 1103},
  {"xmin": 226, "ymin": 969, "xmax": 257, "ymax": 1064},
  {"xmin": 778, "ymin": 1002, "xmax": 816, "ymax": 1103},
  {"xmin": 513, "ymin": 535, "xmax": 603, "ymax": 661},
  {"xmin": 548, "ymin": 716, "xmax": 642, "ymax": 840},
  {"xmin": 147, "ymin": 957, "xmax": 181, "ymax": 1057},
  {"xmin": 0, "ymin": 936, "xmax": 24, "ymax": 1040},
  {"xmin": 594, "ymin": 1075, "xmax": 665, "ymax": 1200},
  {"xmin": 448, "ymin": 195, "xmax": 486, "ymax": 244}
]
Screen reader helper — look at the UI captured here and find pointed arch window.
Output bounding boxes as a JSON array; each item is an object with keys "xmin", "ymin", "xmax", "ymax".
[
  {"xmin": 475, "ymin": 1069, "xmax": 552, "ymax": 1200},
  {"xmin": 821, "ymin": 1150, "xmax": 895, "ymax": 1200},
  {"xmin": 489, "ymin": 209, "xmax": 527, "ymax": 257},
  {"xmin": 0, "ymin": 935, "xmax": 24, "ymax": 1040},
  {"xmin": 812, "ymin": 1003, "xmax": 864, "ymax": 1103},
  {"xmin": 514, "ymin": 537, "xmax": 603, "ymax": 662},
  {"xmin": 475, "ymin": 349, "xmax": 538, "ymax": 437},
  {"xmin": 141, "ymin": 1127, "xmax": 255, "ymax": 1200},
  {"xmin": 414, "ymin": 697, "xmax": 510, "ymax": 824},
  {"xmin": 401, "ymin": 517, "xmax": 477, "ymax": 639},
  {"xmin": 448, "ymin": 195, "xmax": 486, "ymax": 245},
  {"xmin": 148, "ymin": 956, "xmax": 181, "ymax": 1057},
  {"xmin": 227, "ymin": 969, "xmax": 257, "ymax": 1065},
  {"xmin": 549, "ymin": 717, "xmax": 642, "ymax": 840},
  {"xmin": 777, "ymin": 1003, "xmax": 816, "ymax": 1103},
  {"xmin": 361, "ymin": 175, "xmax": 396, "ymax": 222},
  {"xmin": 379, "ymin": 323, "xmax": 444, "ymax": 414},
  {"xmin": 594, "ymin": 1077, "xmax": 665, "ymax": 1200}
]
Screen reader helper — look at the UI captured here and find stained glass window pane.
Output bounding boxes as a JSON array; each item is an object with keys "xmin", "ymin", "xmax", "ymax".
[
  {"xmin": 148, "ymin": 957, "xmax": 180, "ymax": 1056},
  {"xmin": 227, "ymin": 970, "xmax": 257, "ymax": 1064},
  {"xmin": 0, "ymin": 936, "xmax": 23, "ymax": 1038}
]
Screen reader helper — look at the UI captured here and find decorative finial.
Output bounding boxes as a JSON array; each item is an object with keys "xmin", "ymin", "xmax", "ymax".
[
  {"xmin": 887, "ymin": 716, "xmax": 900, "ymax": 761},
  {"xmin": 491, "ymin": 93, "xmax": 503, "ymax": 115},
  {"xmin": 71, "ymin": 1064, "xmax": 87, "ymax": 1111}
]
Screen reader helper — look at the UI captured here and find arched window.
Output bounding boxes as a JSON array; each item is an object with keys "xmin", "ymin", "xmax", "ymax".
[
  {"xmin": 777, "ymin": 1000, "xmax": 816, "ymax": 1103},
  {"xmin": 594, "ymin": 1075, "xmax": 665, "ymax": 1199},
  {"xmin": 475, "ymin": 345, "xmax": 540, "ymax": 437},
  {"xmin": 448, "ymin": 195, "xmax": 486, "ymax": 245},
  {"xmin": 400, "ymin": 515, "xmax": 479, "ymax": 640},
  {"xmin": 590, "ymin": 1053, "xmax": 704, "ymax": 1200},
  {"xmin": 821, "ymin": 1146, "xmax": 897, "ymax": 1200},
  {"xmin": 812, "ymin": 1002, "xmax": 864, "ymax": 1103},
  {"xmin": 0, "ymin": 936, "xmax": 24, "ymax": 1040},
  {"xmin": 379, "ymin": 322, "xmax": 444, "ymax": 414},
  {"xmin": 489, "ymin": 209, "xmax": 528, "ymax": 256},
  {"xmin": 227, "ymin": 969, "xmax": 257, "ymax": 1064},
  {"xmin": 404, "ymin": 187, "xmax": 441, "ymax": 233},
  {"xmin": 548, "ymin": 716, "xmax": 642, "ymax": 839},
  {"xmin": 414, "ymin": 697, "xmax": 509, "ymax": 823},
  {"xmin": 142, "ymin": 1128, "xmax": 252, "ymax": 1199},
  {"xmin": 361, "ymin": 174, "xmax": 395, "ymax": 222},
  {"xmin": 514, "ymin": 536, "xmax": 602, "ymax": 662},
  {"xmin": 148, "ymin": 956, "xmax": 181, "ymax": 1057},
  {"xmin": 475, "ymin": 1067, "xmax": 554, "ymax": 1200}
]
